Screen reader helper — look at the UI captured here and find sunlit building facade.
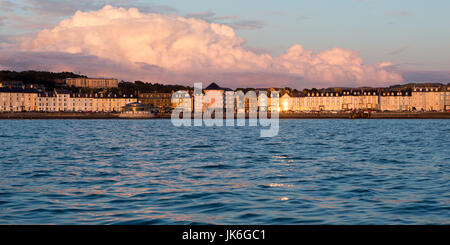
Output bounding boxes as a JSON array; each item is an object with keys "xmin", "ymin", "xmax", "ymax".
[
  {"xmin": 65, "ymin": 78, "xmax": 119, "ymax": 89},
  {"xmin": 172, "ymin": 91, "xmax": 193, "ymax": 112},
  {"xmin": 0, "ymin": 88, "xmax": 38, "ymax": 112},
  {"xmin": 139, "ymin": 92, "xmax": 173, "ymax": 112},
  {"xmin": 379, "ymin": 90, "xmax": 412, "ymax": 111},
  {"xmin": 411, "ymin": 87, "xmax": 446, "ymax": 111},
  {"xmin": 1, "ymin": 82, "xmax": 449, "ymax": 113},
  {"xmin": 69, "ymin": 94, "xmax": 94, "ymax": 112},
  {"xmin": 301, "ymin": 92, "xmax": 342, "ymax": 111},
  {"xmin": 204, "ymin": 83, "xmax": 227, "ymax": 111},
  {"xmin": 37, "ymin": 90, "xmax": 71, "ymax": 112},
  {"xmin": 92, "ymin": 94, "xmax": 137, "ymax": 112}
]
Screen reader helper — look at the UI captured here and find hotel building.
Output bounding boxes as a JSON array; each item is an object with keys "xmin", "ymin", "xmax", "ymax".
[
  {"xmin": 172, "ymin": 91, "xmax": 193, "ymax": 113},
  {"xmin": 0, "ymin": 87, "xmax": 39, "ymax": 112},
  {"xmin": 379, "ymin": 90, "xmax": 412, "ymax": 111},
  {"xmin": 445, "ymin": 86, "xmax": 450, "ymax": 110},
  {"xmin": 203, "ymin": 83, "xmax": 229, "ymax": 110},
  {"xmin": 92, "ymin": 94, "xmax": 136, "ymax": 112},
  {"xmin": 70, "ymin": 93, "xmax": 94, "ymax": 112},
  {"xmin": 411, "ymin": 86, "xmax": 446, "ymax": 111},
  {"xmin": 65, "ymin": 78, "xmax": 119, "ymax": 89},
  {"xmin": 36, "ymin": 90, "xmax": 136, "ymax": 112},
  {"xmin": 37, "ymin": 89, "xmax": 71, "ymax": 112},
  {"xmin": 139, "ymin": 92, "xmax": 173, "ymax": 112},
  {"xmin": 302, "ymin": 91, "xmax": 343, "ymax": 111}
]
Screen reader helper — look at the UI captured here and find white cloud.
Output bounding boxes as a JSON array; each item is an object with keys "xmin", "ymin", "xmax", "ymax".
[
  {"xmin": 5, "ymin": 5, "xmax": 403, "ymax": 88},
  {"xmin": 389, "ymin": 10, "xmax": 411, "ymax": 17},
  {"xmin": 186, "ymin": 10, "xmax": 216, "ymax": 19}
]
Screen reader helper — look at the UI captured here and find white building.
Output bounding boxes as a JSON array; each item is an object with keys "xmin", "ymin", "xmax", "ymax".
[
  {"xmin": 69, "ymin": 93, "xmax": 94, "ymax": 112},
  {"xmin": 445, "ymin": 86, "xmax": 450, "ymax": 111},
  {"xmin": 302, "ymin": 91, "xmax": 342, "ymax": 111},
  {"xmin": 65, "ymin": 77, "xmax": 118, "ymax": 88},
  {"xmin": 203, "ymin": 83, "xmax": 227, "ymax": 111},
  {"xmin": 37, "ymin": 89, "xmax": 71, "ymax": 112},
  {"xmin": 172, "ymin": 91, "xmax": 193, "ymax": 113},
  {"xmin": 379, "ymin": 90, "xmax": 412, "ymax": 111},
  {"xmin": 0, "ymin": 87, "xmax": 38, "ymax": 112},
  {"xmin": 92, "ymin": 94, "xmax": 136, "ymax": 112},
  {"xmin": 411, "ymin": 87, "xmax": 446, "ymax": 111}
]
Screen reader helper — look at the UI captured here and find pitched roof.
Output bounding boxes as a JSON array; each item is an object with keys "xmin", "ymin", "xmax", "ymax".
[
  {"xmin": 0, "ymin": 87, "xmax": 39, "ymax": 93},
  {"xmin": 204, "ymin": 82, "xmax": 224, "ymax": 90},
  {"xmin": 55, "ymin": 89, "xmax": 71, "ymax": 94},
  {"xmin": 289, "ymin": 91, "xmax": 305, "ymax": 97}
]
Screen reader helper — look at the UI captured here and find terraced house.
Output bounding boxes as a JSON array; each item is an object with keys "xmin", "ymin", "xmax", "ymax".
[
  {"xmin": 303, "ymin": 91, "xmax": 344, "ymax": 111},
  {"xmin": 1, "ymin": 81, "xmax": 449, "ymax": 113},
  {"xmin": 411, "ymin": 86, "xmax": 447, "ymax": 111},
  {"xmin": 37, "ymin": 89, "xmax": 71, "ymax": 112},
  {"xmin": 139, "ymin": 92, "xmax": 173, "ymax": 112},
  {"xmin": 70, "ymin": 93, "xmax": 94, "ymax": 112},
  {"xmin": 36, "ymin": 90, "xmax": 136, "ymax": 112},
  {"xmin": 92, "ymin": 93, "xmax": 136, "ymax": 112},
  {"xmin": 0, "ymin": 87, "xmax": 39, "ymax": 112},
  {"xmin": 379, "ymin": 89, "xmax": 412, "ymax": 111},
  {"xmin": 65, "ymin": 77, "xmax": 118, "ymax": 89},
  {"xmin": 171, "ymin": 90, "xmax": 193, "ymax": 113}
]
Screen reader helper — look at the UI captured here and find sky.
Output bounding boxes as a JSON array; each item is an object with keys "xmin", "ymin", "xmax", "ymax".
[{"xmin": 0, "ymin": 0, "xmax": 449, "ymax": 89}]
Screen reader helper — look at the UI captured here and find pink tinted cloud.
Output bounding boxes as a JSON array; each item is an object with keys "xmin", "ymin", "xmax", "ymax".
[{"xmin": 7, "ymin": 5, "xmax": 402, "ymax": 88}]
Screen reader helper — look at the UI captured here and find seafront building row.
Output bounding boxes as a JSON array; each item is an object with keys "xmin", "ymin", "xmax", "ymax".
[
  {"xmin": 0, "ymin": 88, "xmax": 136, "ymax": 112},
  {"xmin": 65, "ymin": 78, "xmax": 119, "ymax": 89},
  {"xmin": 0, "ymin": 80, "xmax": 450, "ymax": 113},
  {"xmin": 279, "ymin": 86, "xmax": 450, "ymax": 112},
  {"xmin": 174, "ymin": 83, "xmax": 450, "ymax": 113}
]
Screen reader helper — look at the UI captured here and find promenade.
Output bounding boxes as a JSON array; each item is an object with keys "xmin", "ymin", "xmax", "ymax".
[{"xmin": 1, "ymin": 111, "xmax": 450, "ymax": 119}]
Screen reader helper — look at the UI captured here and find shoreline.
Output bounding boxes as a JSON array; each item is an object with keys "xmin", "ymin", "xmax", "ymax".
[{"xmin": 1, "ymin": 111, "xmax": 450, "ymax": 119}]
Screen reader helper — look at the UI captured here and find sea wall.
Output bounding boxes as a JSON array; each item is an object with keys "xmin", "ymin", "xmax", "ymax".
[{"xmin": 1, "ymin": 111, "xmax": 450, "ymax": 119}]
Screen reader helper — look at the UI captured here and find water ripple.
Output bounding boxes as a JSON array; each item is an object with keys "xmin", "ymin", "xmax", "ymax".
[{"xmin": 0, "ymin": 119, "xmax": 449, "ymax": 224}]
